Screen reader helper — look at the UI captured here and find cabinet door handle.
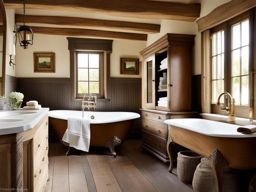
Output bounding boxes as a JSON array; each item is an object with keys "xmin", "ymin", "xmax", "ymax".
[
  {"xmin": 42, "ymin": 157, "xmax": 45, "ymax": 162},
  {"xmin": 39, "ymin": 169, "xmax": 42, "ymax": 174},
  {"xmin": 152, "ymin": 80, "xmax": 155, "ymax": 82},
  {"xmin": 169, "ymin": 84, "xmax": 173, "ymax": 87},
  {"xmin": 38, "ymin": 144, "xmax": 41, "ymax": 148}
]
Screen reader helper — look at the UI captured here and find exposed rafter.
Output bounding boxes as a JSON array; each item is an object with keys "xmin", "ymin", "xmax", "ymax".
[
  {"xmin": 31, "ymin": 26, "xmax": 147, "ymax": 41},
  {"xmin": 5, "ymin": 0, "xmax": 201, "ymax": 21},
  {"xmin": 15, "ymin": 14, "xmax": 160, "ymax": 33},
  {"xmin": 197, "ymin": 0, "xmax": 256, "ymax": 31}
]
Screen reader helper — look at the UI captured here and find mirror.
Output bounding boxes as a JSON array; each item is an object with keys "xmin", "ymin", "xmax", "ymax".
[{"xmin": 0, "ymin": 0, "xmax": 6, "ymax": 96}]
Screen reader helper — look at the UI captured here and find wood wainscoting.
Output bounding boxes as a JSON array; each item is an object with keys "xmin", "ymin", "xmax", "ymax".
[
  {"xmin": 16, "ymin": 77, "xmax": 141, "ymax": 112},
  {"xmin": 5, "ymin": 75, "xmax": 17, "ymax": 96}
]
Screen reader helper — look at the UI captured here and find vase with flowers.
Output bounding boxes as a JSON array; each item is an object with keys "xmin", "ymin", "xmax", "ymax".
[{"xmin": 8, "ymin": 92, "xmax": 24, "ymax": 110}]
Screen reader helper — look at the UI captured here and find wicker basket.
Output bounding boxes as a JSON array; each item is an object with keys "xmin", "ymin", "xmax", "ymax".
[
  {"xmin": 177, "ymin": 151, "xmax": 201, "ymax": 184},
  {"xmin": 192, "ymin": 158, "xmax": 216, "ymax": 192}
]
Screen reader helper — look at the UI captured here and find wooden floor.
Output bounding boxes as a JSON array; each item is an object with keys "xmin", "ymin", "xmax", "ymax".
[{"xmin": 45, "ymin": 140, "xmax": 192, "ymax": 192}]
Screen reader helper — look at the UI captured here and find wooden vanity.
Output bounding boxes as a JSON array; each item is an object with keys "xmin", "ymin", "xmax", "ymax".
[
  {"xmin": 0, "ymin": 109, "xmax": 49, "ymax": 192},
  {"xmin": 165, "ymin": 118, "xmax": 256, "ymax": 192}
]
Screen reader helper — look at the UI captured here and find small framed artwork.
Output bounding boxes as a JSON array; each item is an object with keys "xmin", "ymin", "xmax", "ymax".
[
  {"xmin": 34, "ymin": 52, "xmax": 55, "ymax": 73},
  {"xmin": 120, "ymin": 57, "xmax": 139, "ymax": 75}
]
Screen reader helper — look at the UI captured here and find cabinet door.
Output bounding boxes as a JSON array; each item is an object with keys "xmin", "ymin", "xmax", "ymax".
[{"xmin": 142, "ymin": 56, "xmax": 155, "ymax": 109}]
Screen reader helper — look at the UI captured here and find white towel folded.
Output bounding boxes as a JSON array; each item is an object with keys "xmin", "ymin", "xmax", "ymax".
[
  {"xmin": 62, "ymin": 117, "xmax": 91, "ymax": 152},
  {"xmin": 23, "ymin": 104, "xmax": 41, "ymax": 110},
  {"xmin": 26, "ymin": 100, "xmax": 38, "ymax": 106}
]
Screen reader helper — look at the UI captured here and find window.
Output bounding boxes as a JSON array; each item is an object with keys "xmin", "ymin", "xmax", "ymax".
[
  {"xmin": 210, "ymin": 12, "xmax": 252, "ymax": 113},
  {"xmin": 211, "ymin": 30, "xmax": 225, "ymax": 103},
  {"xmin": 76, "ymin": 51, "xmax": 103, "ymax": 97},
  {"xmin": 67, "ymin": 37, "xmax": 112, "ymax": 100},
  {"xmin": 231, "ymin": 19, "xmax": 249, "ymax": 106}
]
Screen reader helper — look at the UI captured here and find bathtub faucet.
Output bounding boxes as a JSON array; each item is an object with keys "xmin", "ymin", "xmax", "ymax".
[
  {"xmin": 82, "ymin": 94, "xmax": 97, "ymax": 117},
  {"xmin": 217, "ymin": 92, "xmax": 235, "ymax": 123}
]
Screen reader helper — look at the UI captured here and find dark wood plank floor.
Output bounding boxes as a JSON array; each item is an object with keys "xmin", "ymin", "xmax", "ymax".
[{"xmin": 46, "ymin": 139, "xmax": 192, "ymax": 192}]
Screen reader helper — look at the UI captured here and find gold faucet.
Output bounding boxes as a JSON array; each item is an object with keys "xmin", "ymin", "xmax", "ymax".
[{"xmin": 217, "ymin": 92, "xmax": 235, "ymax": 123}]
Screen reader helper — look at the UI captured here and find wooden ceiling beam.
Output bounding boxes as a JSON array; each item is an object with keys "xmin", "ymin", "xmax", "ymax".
[
  {"xmin": 197, "ymin": 0, "xmax": 256, "ymax": 31},
  {"xmin": 31, "ymin": 26, "xmax": 147, "ymax": 41},
  {"xmin": 5, "ymin": 0, "xmax": 201, "ymax": 21},
  {"xmin": 15, "ymin": 14, "xmax": 160, "ymax": 33}
]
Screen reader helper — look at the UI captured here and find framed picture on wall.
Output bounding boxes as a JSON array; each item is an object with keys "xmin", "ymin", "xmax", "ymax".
[
  {"xmin": 120, "ymin": 57, "xmax": 139, "ymax": 75},
  {"xmin": 34, "ymin": 52, "xmax": 55, "ymax": 73}
]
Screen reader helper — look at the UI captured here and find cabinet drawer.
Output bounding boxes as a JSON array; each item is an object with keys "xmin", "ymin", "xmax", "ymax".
[
  {"xmin": 141, "ymin": 119, "xmax": 167, "ymax": 139},
  {"xmin": 141, "ymin": 111, "xmax": 167, "ymax": 121},
  {"xmin": 142, "ymin": 131, "xmax": 168, "ymax": 157}
]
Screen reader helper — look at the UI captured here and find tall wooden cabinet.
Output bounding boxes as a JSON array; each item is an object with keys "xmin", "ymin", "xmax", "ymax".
[{"xmin": 141, "ymin": 33, "xmax": 196, "ymax": 162}]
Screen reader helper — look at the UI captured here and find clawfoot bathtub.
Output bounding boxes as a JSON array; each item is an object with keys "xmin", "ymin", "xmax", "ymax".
[{"xmin": 49, "ymin": 110, "xmax": 140, "ymax": 156}]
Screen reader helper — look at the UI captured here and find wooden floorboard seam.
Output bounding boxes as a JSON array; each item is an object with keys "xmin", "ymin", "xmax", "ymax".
[{"xmin": 81, "ymin": 156, "xmax": 97, "ymax": 192}]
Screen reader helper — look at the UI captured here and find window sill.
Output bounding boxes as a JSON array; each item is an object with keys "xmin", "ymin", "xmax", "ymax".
[
  {"xmin": 74, "ymin": 97, "xmax": 110, "ymax": 102},
  {"xmin": 201, "ymin": 113, "xmax": 254, "ymax": 125}
]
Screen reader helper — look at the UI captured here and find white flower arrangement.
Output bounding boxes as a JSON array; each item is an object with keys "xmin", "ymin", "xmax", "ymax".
[{"xmin": 8, "ymin": 91, "xmax": 24, "ymax": 109}]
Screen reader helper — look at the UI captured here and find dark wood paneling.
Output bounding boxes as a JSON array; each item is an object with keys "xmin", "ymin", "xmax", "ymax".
[
  {"xmin": 16, "ymin": 77, "xmax": 141, "ymax": 112},
  {"xmin": 192, "ymin": 74, "xmax": 201, "ymax": 113},
  {"xmin": 5, "ymin": 75, "xmax": 17, "ymax": 96}
]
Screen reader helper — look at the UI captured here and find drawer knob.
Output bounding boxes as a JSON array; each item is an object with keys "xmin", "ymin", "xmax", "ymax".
[
  {"xmin": 34, "ymin": 174, "xmax": 37, "ymax": 178},
  {"xmin": 38, "ymin": 144, "xmax": 41, "ymax": 148},
  {"xmin": 145, "ymin": 113, "xmax": 148, "ymax": 117},
  {"xmin": 158, "ymin": 116, "xmax": 161, "ymax": 120},
  {"xmin": 42, "ymin": 157, "xmax": 45, "ymax": 162},
  {"xmin": 39, "ymin": 169, "xmax": 42, "ymax": 174},
  {"xmin": 158, "ymin": 130, "xmax": 162, "ymax": 134},
  {"xmin": 145, "ymin": 125, "xmax": 148, "ymax": 128}
]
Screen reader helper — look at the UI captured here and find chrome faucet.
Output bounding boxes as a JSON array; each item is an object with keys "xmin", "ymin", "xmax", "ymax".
[
  {"xmin": 82, "ymin": 94, "xmax": 97, "ymax": 118},
  {"xmin": 217, "ymin": 92, "xmax": 235, "ymax": 123}
]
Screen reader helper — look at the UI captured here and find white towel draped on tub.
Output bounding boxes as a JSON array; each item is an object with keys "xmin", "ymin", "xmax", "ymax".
[{"xmin": 62, "ymin": 117, "xmax": 91, "ymax": 152}]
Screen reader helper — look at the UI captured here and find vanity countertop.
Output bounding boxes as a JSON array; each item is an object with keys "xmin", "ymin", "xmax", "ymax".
[{"xmin": 0, "ymin": 108, "xmax": 49, "ymax": 135}]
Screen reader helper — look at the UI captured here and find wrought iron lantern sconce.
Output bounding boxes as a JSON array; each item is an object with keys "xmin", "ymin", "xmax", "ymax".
[{"xmin": 15, "ymin": 0, "xmax": 33, "ymax": 49}]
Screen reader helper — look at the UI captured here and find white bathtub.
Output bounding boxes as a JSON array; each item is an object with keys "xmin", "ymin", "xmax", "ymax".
[
  {"xmin": 164, "ymin": 118, "xmax": 256, "ymax": 138},
  {"xmin": 49, "ymin": 110, "xmax": 140, "ymax": 124},
  {"xmin": 48, "ymin": 110, "xmax": 140, "ymax": 149}
]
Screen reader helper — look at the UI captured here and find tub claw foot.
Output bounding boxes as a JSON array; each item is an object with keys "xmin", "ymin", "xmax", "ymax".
[{"xmin": 106, "ymin": 136, "xmax": 121, "ymax": 157}]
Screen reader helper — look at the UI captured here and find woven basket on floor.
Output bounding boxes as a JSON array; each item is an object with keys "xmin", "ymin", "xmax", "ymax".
[
  {"xmin": 177, "ymin": 151, "xmax": 201, "ymax": 184},
  {"xmin": 192, "ymin": 158, "xmax": 217, "ymax": 192}
]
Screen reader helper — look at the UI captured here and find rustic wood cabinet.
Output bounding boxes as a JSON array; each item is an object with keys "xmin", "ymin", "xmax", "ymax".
[
  {"xmin": 140, "ymin": 33, "xmax": 196, "ymax": 162},
  {"xmin": 141, "ymin": 109, "xmax": 196, "ymax": 162},
  {"xmin": 0, "ymin": 115, "xmax": 49, "ymax": 191}
]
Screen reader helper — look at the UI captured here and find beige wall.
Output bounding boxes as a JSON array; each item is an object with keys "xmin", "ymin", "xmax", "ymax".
[
  {"xmin": 5, "ymin": 9, "xmax": 15, "ymax": 77},
  {"xmin": 111, "ymin": 39, "xmax": 146, "ymax": 78},
  {"xmin": 16, "ymin": 34, "xmax": 146, "ymax": 78},
  {"xmin": 16, "ymin": 34, "xmax": 70, "ymax": 78},
  {"xmin": 147, "ymin": 20, "xmax": 197, "ymax": 46}
]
